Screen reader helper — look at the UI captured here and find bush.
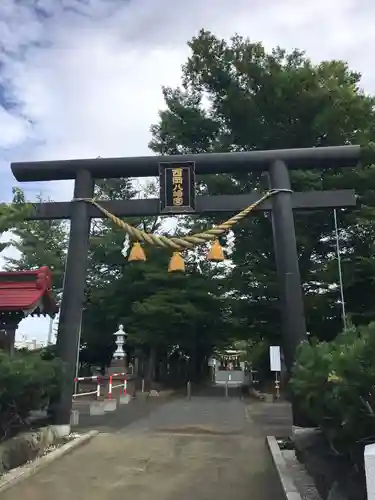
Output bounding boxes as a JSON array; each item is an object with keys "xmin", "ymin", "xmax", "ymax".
[
  {"xmin": 0, "ymin": 351, "xmax": 63, "ymax": 439},
  {"xmin": 291, "ymin": 322, "xmax": 375, "ymax": 457}
]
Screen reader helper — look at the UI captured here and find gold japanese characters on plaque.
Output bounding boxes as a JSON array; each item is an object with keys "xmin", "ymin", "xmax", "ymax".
[{"xmin": 159, "ymin": 161, "xmax": 196, "ymax": 213}]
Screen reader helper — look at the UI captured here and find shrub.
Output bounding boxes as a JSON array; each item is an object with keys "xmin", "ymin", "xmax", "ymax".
[
  {"xmin": 0, "ymin": 351, "xmax": 63, "ymax": 439},
  {"xmin": 290, "ymin": 322, "xmax": 375, "ymax": 456}
]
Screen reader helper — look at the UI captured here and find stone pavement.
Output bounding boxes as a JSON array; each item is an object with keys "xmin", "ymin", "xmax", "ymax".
[
  {"xmin": 1, "ymin": 396, "xmax": 286, "ymax": 500},
  {"xmin": 75, "ymin": 396, "xmax": 168, "ymax": 433},
  {"xmin": 245, "ymin": 399, "xmax": 293, "ymax": 437}
]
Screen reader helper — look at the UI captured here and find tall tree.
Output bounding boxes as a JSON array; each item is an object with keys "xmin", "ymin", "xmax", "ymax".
[
  {"xmin": 4, "ymin": 177, "xmax": 138, "ymax": 366},
  {"xmin": 0, "ymin": 188, "xmax": 33, "ymax": 254},
  {"xmin": 4, "ymin": 190, "xmax": 68, "ymax": 290},
  {"xmin": 2, "ymin": 175, "xmax": 237, "ymax": 384},
  {"xmin": 81, "ymin": 178, "xmax": 234, "ymax": 380},
  {"xmin": 149, "ymin": 30, "xmax": 375, "ymax": 343}
]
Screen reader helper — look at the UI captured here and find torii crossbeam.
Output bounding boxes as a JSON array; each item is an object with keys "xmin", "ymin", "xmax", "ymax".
[{"xmin": 11, "ymin": 145, "xmax": 361, "ymax": 432}]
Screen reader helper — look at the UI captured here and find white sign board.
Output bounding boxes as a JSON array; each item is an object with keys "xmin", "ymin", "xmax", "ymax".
[{"xmin": 269, "ymin": 346, "xmax": 281, "ymax": 372}]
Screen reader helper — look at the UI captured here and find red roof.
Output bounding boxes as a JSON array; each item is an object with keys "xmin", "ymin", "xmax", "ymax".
[{"xmin": 0, "ymin": 266, "xmax": 58, "ymax": 315}]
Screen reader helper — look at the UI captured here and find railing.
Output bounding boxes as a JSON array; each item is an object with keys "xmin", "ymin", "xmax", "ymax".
[
  {"xmin": 108, "ymin": 372, "xmax": 127, "ymax": 400},
  {"xmin": 72, "ymin": 372, "xmax": 131, "ymax": 401},
  {"xmin": 73, "ymin": 375, "xmax": 101, "ymax": 399}
]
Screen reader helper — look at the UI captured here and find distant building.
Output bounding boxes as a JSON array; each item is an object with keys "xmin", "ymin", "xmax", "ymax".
[{"xmin": 14, "ymin": 337, "xmax": 46, "ymax": 351}]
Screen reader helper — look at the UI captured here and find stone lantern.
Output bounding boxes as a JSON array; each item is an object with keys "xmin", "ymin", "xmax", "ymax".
[{"xmin": 107, "ymin": 324, "xmax": 128, "ymax": 375}]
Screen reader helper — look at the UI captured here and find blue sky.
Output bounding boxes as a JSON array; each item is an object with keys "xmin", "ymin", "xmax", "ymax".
[{"xmin": 0, "ymin": 0, "xmax": 374, "ymax": 342}]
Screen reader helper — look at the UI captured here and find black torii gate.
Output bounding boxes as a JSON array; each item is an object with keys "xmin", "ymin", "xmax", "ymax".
[{"xmin": 11, "ymin": 145, "xmax": 360, "ymax": 429}]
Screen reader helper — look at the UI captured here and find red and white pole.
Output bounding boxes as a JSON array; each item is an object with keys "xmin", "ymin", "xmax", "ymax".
[
  {"xmin": 96, "ymin": 376, "xmax": 101, "ymax": 399},
  {"xmin": 108, "ymin": 375, "xmax": 113, "ymax": 400},
  {"xmin": 123, "ymin": 374, "xmax": 127, "ymax": 396}
]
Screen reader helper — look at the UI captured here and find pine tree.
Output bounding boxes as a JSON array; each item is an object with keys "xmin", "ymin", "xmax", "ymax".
[
  {"xmin": 4, "ymin": 191, "xmax": 68, "ymax": 290},
  {"xmin": 149, "ymin": 30, "xmax": 375, "ymax": 341},
  {"xmin": 0, "ymin": 188, "xmax": 33, "ymax": 254}
]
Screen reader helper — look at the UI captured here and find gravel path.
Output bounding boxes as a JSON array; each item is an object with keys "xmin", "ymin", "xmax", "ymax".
[{"xmin": 1, "ymin": 396, "xmax": 284, "ymax": 500}]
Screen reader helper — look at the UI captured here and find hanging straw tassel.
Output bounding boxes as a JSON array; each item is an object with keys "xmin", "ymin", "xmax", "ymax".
[
  {"xmin": 168, "ymin": 252, "xmax": 185, "ymax": 272},
  {"xmin": 128, "ymin": 242, "xmax": 146, "ymax": 262},
  {"xmin": 207, "ymin": 239, "xmax": 225, "ymax": 262}
]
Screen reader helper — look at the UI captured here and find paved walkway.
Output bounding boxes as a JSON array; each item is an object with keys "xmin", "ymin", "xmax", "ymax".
[
  {"xmin": 1, "ymin": 397, "xmax": 285, "ymax": 500},
  {"xmin": 245, "ymin": 400, "xmax": 293, "ymax": 437}
]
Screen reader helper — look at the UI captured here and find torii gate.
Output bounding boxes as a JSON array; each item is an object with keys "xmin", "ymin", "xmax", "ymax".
[{"xmin": 11, "ymin": 145, "xmax": 360, "ymax": 433}]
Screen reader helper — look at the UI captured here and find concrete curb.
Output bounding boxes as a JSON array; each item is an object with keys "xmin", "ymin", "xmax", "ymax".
[
  {"xmin": 0, "ymin": 430, "xmax": 99, "ymax": 494},
  {"xmin": 266, "ymin": 436, "xmax": 302, "ymax": 500}
]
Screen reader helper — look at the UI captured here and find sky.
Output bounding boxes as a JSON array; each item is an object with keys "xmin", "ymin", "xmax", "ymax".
[{"xmin": 0, "ymin": 0, "xmax": 374, "ymax": 342}]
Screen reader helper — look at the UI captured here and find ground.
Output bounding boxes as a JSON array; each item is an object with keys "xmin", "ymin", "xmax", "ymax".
[{"xmin": 1, "ymin": 393, "xmax": 291, "ymax": 500}]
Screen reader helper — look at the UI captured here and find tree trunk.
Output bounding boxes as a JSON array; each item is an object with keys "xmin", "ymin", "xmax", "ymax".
[{"xmin": 145, "ymin": 345, "xmax": 157, "ymax": 390}]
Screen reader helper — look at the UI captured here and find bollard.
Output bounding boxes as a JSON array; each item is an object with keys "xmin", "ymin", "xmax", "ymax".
[
  {"xmin": 187, "ymin": 381, "xmax": 191, "ymax": 400},
  {"xmin": 251, "ymin": 369, "xmax": 259, "ymax": 386},
  {"xmin": 225, "ymin": 381, "xmax": 229, "ymax": 398},
  {"xmin": 141, "ymin": 378, "xmax": 145, "ymax": 393},
  {"xmin": 70, "ymin": 410, "xmax": 80, "ymax": 426},
  {"xmin": 119, "ymin": 376, "xmax": 131, "ymax": 404},
  {"xmin": 108, "ymin": 375, "xmax": 113, "ymax": 399},
  {"xmin": 96, "ymin": 376, "xmax": 101, "ymax": 398},
  {"xmin": 365, "ymin": 443, "xmax": 375, "ymax": 499},
  {"xmin": 275, "ymin": 374, "xmax": 280, "ymax": 401}
]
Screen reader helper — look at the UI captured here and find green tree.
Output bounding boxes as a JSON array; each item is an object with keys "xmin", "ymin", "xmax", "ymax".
[
  {"xmin": 83, "ymin": 241, "xmax": 232, "ymax": 384},
  {"xmin": 0, "ymin": 188, "xmax": 33, "ymax": 253},
  {"xmin": 3, "ymin": 178, "xmax": 236, "ymax": 384},
  {"xmin": 149, "ymin": 30, "xmax": 375, "ymax": 345},
  {"xmin": 291, "ymin": 322, "xmax": 375, "ymax": 460},
  {"xmin": 127, "ymin": 253, "xmax": 230, "ymax": 385},
  {"xmin": 80, "ymin": 177, "xmax": 144, "ymax": 369},
  {"xmin": 3, "ymin": 190, "xmax": 68, "ymax": 290},
  {"xmin": 81, "ymin": 178, "xmax": 234, "ymax": 381}
]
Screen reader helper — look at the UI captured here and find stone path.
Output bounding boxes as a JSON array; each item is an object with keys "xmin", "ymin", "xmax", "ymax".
[
  {"xmin": 1, "ymin": 397, "xmax": 284, "ymax": 500},
  {"xmin": 245, "ymin": 400, "xmax": 293, "ymax": 437}
]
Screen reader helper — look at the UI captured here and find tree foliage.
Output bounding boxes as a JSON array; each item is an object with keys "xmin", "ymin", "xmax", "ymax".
[
  {"xmin": 7, "ymin": 30, "xmax": 375, "ymax": 388},
  {"xmin": 81, "ymin": 179, "xmax": 233, "ymax": 382},
  {"xmin": 291, "ymin": 323, "xmax": 375, "ymax": 459},
  {"xmin": 4, "ymin": 190, "xmax": 68, "ymax": 290},
  {"xmin": 1, "ymin": 178, "xmax": 233, "ymax": 381},
  {"xmin": 0, "ymin": 350, "xmax": 62, "ymax": 440},
  {"xmin": 0, "ymin": 188, "xmax": 33, "ymax": 254},
  {"xmin": 149, "ymin": 30, "xmax": 375, "ymax": 345}
]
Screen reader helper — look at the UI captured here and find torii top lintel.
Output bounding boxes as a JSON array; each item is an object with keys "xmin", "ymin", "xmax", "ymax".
[{"xmin": 11, "ymin": 145, "xmax": 362, "ymax": 183}]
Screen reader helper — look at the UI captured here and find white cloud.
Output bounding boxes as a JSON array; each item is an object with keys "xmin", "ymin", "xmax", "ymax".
[
  {"xmin": 0, "ymin": 0, "xmax": 374, "ymax": 339},
  {"xmin": 2, "ymin": 0, "xmax": 375, "ymax": 170},
  {"xmin": 0, "ymin": 108, "xmax": 31, "ymax": 149}
]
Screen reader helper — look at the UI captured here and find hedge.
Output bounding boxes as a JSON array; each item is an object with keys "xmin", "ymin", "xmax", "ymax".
[
  {"xmin": 0, "ymin": 350, "xmax": 62, "ymax": 439},
  {"xmin": 291, "ymin": 322, "xmax": 375, "ymax": 461}
]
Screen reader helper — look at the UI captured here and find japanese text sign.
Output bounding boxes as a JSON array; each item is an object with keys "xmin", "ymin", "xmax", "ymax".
[{"xmin": 159, "ymin": 161, "xmax": 196, "ymax": 213}]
